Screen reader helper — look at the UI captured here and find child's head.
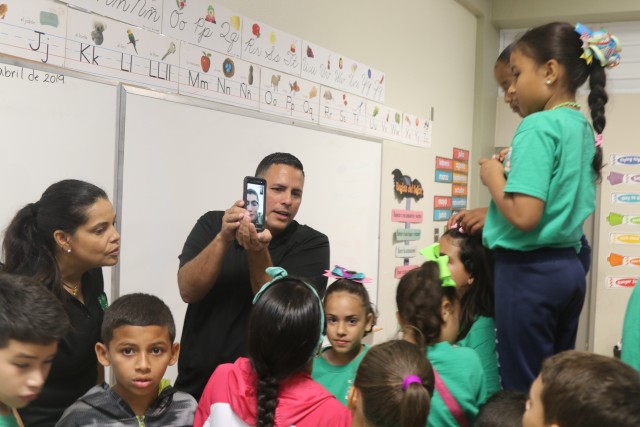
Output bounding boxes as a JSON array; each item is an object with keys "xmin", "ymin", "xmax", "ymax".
[
  {"xmin": 494, "ymin": 43, "xmax": 521, "ymax": 116},
  {"xmin": 0, "ymin": 273, "xmax": 69, "ymax": 409},
  {"xmin": 439, "ymin": 229, "xmax": 494, "ymax": 340},
  {"xmin": 523, "ymin": 350, "xmax": 640, "ymax": 427},
  {"xmin": 396, "ymin": 261, "xmax": 459, "ymax": 347},
  {"xmin": 476, "ymin": 390, "xmax": 527, "ymax": 427},
  {"xmin": 249, "ymin": 272, "xmax": 324, "ymax": 427},
  {"xmin": 323, "ymin": 278, "xmax": 377, "ymax": 359},
  {"xmin": 350, "ymin": 340, "xmax": 434, "ymax": 427},
  {"xmin": 511, "ymin": 22, "xmax": 620, "ymax": 178},
  {"xmin": 95, "ymin": 293, "xmax": 178, "ymax": 407}
]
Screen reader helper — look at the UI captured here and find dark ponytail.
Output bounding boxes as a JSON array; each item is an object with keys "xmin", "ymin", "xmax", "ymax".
[
  {"xmin": 2, "ymin": 180, "xmax": 107, "ymax": 299},
  {"xmin": 354, "ymin": 340, "xmax": 434, "ymax": 427},
  {"xmin": 249, "ymin": 277, "xmax": 323, "ymax": 427},
  {"xmin": 256, "ymin": 376, "xmax": 279, "ymax": 427},
  {"xmin": 588, "ymin": 64, "xmax": 607, "ymax": 180}
]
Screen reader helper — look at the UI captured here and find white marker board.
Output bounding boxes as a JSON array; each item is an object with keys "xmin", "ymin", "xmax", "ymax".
[{"xmin": 117, "ymin": 86, "xmax": 382, "ymax": 380}]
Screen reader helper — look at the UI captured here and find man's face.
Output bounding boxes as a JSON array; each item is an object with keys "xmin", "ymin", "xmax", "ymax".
[
  {"xmin": 262, "ymin": 164, "xmax": 304, "ymax": 235},
  {"xmin": 246, "ymin": 193, "xmax": 259, "ymax": 222}
]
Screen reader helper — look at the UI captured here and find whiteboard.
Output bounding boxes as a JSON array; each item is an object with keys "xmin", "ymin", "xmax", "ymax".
[
  {"xmin": 0, "ymin": 58, "xmax": 118, "ymax": 294},
  {"xmin": 117, "ymin": 86, "xmax": 382, "ymax": 380}
]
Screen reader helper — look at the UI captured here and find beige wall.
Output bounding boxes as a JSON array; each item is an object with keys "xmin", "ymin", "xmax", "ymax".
[{"xmin": 492, "ymin": 0, "xmax": 640, "ymax": 27}]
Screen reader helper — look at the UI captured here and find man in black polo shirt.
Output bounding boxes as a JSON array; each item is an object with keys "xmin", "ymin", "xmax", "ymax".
[{"xmin": 175, "ymin": 152, "xmax": 329, "ymax": 400}]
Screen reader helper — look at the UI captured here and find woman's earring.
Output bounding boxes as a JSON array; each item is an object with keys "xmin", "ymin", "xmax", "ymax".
[
  {"xmin": 546, "ymin": 80, "xmax": 552, "ymax": 85},
  {"xmin": 66, "ymin": 248, "xmax": 71, "ymax": 253}
]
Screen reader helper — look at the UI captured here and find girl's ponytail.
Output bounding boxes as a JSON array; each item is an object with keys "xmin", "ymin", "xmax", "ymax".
[
  {"xmin": 588, "ymin": 64, "xmax": 607, "ymax": 180},
  {"xmin": 400, "ymin": 379, "xmax": 432, "ymax": 427},
  {"xmin": 2, "ymin": 203, "xmax": 62, "ymax": 298},
  {"xmin": 256, "ymin": 375, "xmax": 279, "ymax": 427}
]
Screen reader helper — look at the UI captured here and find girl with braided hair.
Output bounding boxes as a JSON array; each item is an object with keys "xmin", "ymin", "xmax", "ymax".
[
  {"xmin": 479, "ymin": 22, "xmax": 621, "ymax": 392},
  {"xmin": 194, "ymin": 268, "xmax": 350, "ymax": 427}
]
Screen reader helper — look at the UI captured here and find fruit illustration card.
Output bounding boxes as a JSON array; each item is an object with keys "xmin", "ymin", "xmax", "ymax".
[
  {"xmin": 179, "ymin": 40, "xmax": 259, "ymax": 110},
  {"xmin": 65, "ymin": 7, "xmax": 179, "ymax": 92},
  {"xmin": 240, "ymin": 17, "xmax": 301, "ymax": 77},
  {"xmin": 400, "ymin": 113, "xmax": 431, "ymax": 148},
  {"xmin": 161, "ymin": 0, "xmax": 241, "ymax": 58},
  {"xmin": 58, "ymin": 0, "xmax": 162, "ymax": 33},
  {"xmin": 258, "ymin": 67, "xmax": 320, "ymax": 124},
  {"xmin": 0, "ymin": 0, "xmax": 67, "ymax": 67},
  {"xmin": 365, "ymin": 101, "xmax": 403, "ymax": 141},
  {"xmin": 318, "ymin": 86, "xmax": 366, "ymax": 134}
]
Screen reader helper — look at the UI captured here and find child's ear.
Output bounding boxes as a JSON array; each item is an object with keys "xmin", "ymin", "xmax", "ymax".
[
  {"xmin": 169, "ymin": 342, "xmax": 180, "ymax": 366},
  {"xmin": 347, "ymin": 385, "xmax": 360, "ymax": 411},
  {"xmin": 543, "ymin": 59, "xmax": 561, "ymax": 86},
  {"xmin": 441, "ymin": 298, "xmax": 454, "ymax": 321},
  {"xmin": 95, "ymin": 343, "xmax": 111, "ymax": 367},
  {"xmin": 365, "ymin": 312, "xmax": 374, "ymax": 332}
]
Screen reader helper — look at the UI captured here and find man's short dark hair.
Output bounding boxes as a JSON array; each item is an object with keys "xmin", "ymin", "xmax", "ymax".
[
  {"xmin": 255, "ymin": 152, "xmax": 304, "ymax": 178},
  {"xmin": 246, "ymin": 188, "xmax": 258, "ymax": 200},
  {"xmin": 0, "ymin": 273, "xmax": 70, "ymax": 348},
  {"xmin": 101, "ymin": 293, "xmax": 176, "ymax": 345}
]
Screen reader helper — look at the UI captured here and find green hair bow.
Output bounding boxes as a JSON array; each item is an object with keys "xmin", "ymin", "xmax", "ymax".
[{"xmin": 418, "ymin": 243, "xmax": 456, "ymax": 287}]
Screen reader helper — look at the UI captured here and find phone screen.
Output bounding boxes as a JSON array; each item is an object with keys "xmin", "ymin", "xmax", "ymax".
[{"xmin": 243, "ymin": 176, "xmax": 266, "ymax": 231}]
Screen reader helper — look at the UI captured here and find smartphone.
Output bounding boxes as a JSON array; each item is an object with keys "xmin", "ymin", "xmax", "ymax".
[{"xmin": 243, "ymin": 176, "xmax": 266, "ymax": 232}]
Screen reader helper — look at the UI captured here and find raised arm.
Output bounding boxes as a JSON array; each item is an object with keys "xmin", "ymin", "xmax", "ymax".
[
  {"xmin": 479, "ymin": 157, "xmax": 543, "ymax": 232},
  {"xmin": 178, "ymin": 202, "xmax": 245, "ymax": 303}
]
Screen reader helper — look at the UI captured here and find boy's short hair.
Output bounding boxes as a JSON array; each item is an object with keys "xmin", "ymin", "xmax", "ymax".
[
  {"xmin": 476, "ymin": 390, "xmax": 527, "ymax": 427},
  {"xmin": 0, "ymin": 273, "xmax": 70, "ymax": 348},
  {"xmin": 540, "ymin": 350, "xmax": 640, "ymax": 427},
  {"xmin": 101, "ymin": 293, "xmax": 176, "ymax": 344}
]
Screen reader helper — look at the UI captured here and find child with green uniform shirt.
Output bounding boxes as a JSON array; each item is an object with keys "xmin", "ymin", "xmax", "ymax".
[{"xmin": 312, "ymin": 267, "xmax": 376, "ymax": 405}]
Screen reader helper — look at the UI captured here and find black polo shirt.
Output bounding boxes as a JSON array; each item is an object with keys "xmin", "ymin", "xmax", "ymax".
[{"xmin": 174, "ymin": 211, "xmax": 329, "ymax": 400}]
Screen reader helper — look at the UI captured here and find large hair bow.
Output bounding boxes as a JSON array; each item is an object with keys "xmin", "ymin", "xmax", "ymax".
[
  {"xmin": 418, "ymin": 243, "xmax": 456, "ymax": 287},
  {"xmin": 575, "ymin": 22, "xmax": 622, "ymax": 69},
  {"xmin": 323, "ymin": 265, "xmax": 372, "ymax": 284}
]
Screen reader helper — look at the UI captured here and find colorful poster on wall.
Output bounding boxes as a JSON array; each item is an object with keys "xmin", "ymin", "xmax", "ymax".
[
  {"xmin": 259, "ymin": 68, "xmax": 320, "ymax": 124},
  {"xmin": 318, "ymin": 86, "xmax": 366, "ymax": 133},
  {"xmin": 240, "ymin": 17, "xmax": 301, "ymax": 76},
  {"xmin": 391, "ymin": 169, "xmax": 424, "ymax": 279},
  {"xmin": 178, "ymin": 41, "xmax": 259, "ymax": 110},
  {"xmin": 59, "ymin": 0, "xmax": 162, "ymax": 33},
  {"xmin": 602, "ymin": 152, "xmax": 640, "ymax": 289},
  {"xmin": 65, "ymin": 8, "xmax": 180, "ymax": 92},
  {"xmin": 161, "ymin": 0, "xmax": 242, "ymax": 58},
  {"xmin": 0, "ymin": 0, "xmax": 68, "ymax": 67}
]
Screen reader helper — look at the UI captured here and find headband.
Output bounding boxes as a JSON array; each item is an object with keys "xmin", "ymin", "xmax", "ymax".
[
  {"xmin": 323, "ymin": 265, "xmax": 372, "ymax": 284},
  {"xmin": 575, "ymin": 22, "xmax": 622, "ymax": 69},
  {"xmin": 402, "ymin": 375, "xmax": 423, "ymax": 391},
  {"xmin": 253, "ymin": 267, "xmax": 325, "ymax": 346},
  {"xmin": 418, "ymin": 243, "xmax": 456, "ymax": 287}
]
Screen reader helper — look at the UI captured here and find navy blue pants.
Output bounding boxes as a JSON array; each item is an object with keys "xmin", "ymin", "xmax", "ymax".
[{"xmin": 494, "ymin": 247, "xmax": 586, "ymax": 393}]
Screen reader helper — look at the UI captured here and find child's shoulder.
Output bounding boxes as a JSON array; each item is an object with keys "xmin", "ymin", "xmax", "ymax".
[{"xmin": 430, "ymin": 342, "xmax": 483, "ymax": 369}]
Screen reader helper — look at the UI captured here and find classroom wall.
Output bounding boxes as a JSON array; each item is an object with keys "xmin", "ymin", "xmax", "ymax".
[
  {"xmin": 210, "ymin": 0, "xmax": 482, "ymax": 342},
  {"xmin": 492, "ymin": 0, "xmax": 640, "ymax": 28}
]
